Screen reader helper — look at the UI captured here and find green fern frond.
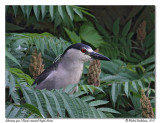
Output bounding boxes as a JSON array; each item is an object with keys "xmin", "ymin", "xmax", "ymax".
[{"xmin": 15, "ymin": 82, "xmax": 109, "ymax": 118}]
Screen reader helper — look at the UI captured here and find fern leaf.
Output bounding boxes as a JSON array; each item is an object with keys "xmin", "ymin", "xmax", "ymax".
[
  {"xmin": 41, "ymin": 90, "xmax": 56, "ymax": 118},
  {"xmin": 81, "ymin": 96, "xmax": 95, "ymax": 102},
  {"xmin": 89, "ymin": 100, "xmax": 109, "ymax": 107},
  {"xmin": 6, "ymin": 50, "xmax": 21, "ymax": 67},
  {"xmin": 97, "ymin": 108, "xmax": 121, "ymax": 114}
]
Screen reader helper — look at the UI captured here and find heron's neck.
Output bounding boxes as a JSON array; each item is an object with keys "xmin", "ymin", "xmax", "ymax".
[
  {"xmin": 57, "ymin": 53, "xmax": 84, "ymax": 73},
  {"xmin": 59, "ymin": 57, "xmax": 84, "ymax": 72}
]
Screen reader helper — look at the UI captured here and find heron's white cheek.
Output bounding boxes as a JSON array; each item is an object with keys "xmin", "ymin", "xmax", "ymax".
[{"xmin": 81, "ymin": 55, "xmax": 91, "ymax": 62}]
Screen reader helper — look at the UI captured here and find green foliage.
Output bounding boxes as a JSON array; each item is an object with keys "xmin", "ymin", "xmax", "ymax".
[
  {"xmin": 6, "ymin": 70, "xmax": 20, "ymax": 104},
  {"xmin": 144, "ymin": 30, "xmax": 155, "ymax": 56},
  {"xmin": 97, "ymin": 18, "xmax": 134, "ymax": 60},
  {"xmin": 5, "ymin": 32, "xmax": 155, "ymax": 118},
  {"xmin": 6, "ymin": 5, "xmax": 94, "ymax": 31},
  {"xmin": 10, "ymin": 82, "xmax": 109, "ymax": 118},
  {"xmin": 122, "ymin": 20, "xmax": 132, "ymax": 37},
  {"xmin": 10, "ymin": 68, "xmax": 34, "ymax": 85},
  {"xmin": 64, "ymin": 28, "xmax": 81, "ymax": 44},
  {"xmin": 5, "ymin": 50, "xmax": 21, "ymax": 68},
  {"xmin": 113, "ymin": 18, "xmax": 120, "ymax": 36},
  {"xmin": 96, "ymin": 18, "xmax": 155, "ymax": 64},
  {"xmin": 80, "ymin": 22, "xmax": 105, "ymax": 48},
  {"xmin": 8, "ymin": 5, "xmax": 92, "ymax": 21},
  {"xmin": 89, "ymin": 100, "xmax": 109, "ymax": 107},
  {"xmin": 5, "ymin": 6, "xmax": 155, "ymax": 118},
  {"xmin": 79, "ymin": 84, "xmax": 105, "ymax": 94},
  {"xmin": 6, "ymin": 103, "xmax": 38, "ymax": 118},
  {"xmin": 5, "ymin": 33, "xmax": 71, "ymax": 70},
  {"xmin": 66, "ymin": 6, "xmax": 74, "ymax": 21},
  {"xmin": 99, "ymin": 58, "xmax": 155, "ymax": 117},
  {"xmin": 97, "ymin": 108, "xmax": 121, "ymax": 114}
]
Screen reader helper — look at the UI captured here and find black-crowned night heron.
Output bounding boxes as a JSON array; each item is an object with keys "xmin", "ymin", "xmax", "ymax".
[{"xmin": 33, "ymin": 43, "xmax": 110, "ymax": 91}]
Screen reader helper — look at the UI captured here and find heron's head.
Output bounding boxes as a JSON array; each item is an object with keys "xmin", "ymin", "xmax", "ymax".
[{"xmin": 62, "ymin": 43, "xmax": 110, "ymax": 63}]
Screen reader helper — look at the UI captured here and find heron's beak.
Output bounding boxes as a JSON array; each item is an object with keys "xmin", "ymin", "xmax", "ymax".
[{"xmin": 90, "ymin": 52, "xmax": 110, "ymax": 61}]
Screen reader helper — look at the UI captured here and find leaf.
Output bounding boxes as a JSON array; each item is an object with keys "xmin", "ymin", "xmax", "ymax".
[
  {"xmin": 53, "ymin": 91, "xmax": 66, "ymax": 117},
  {"xmin": 124, "ymin": 81, "xmax": 129, "ymax": 97},
  {"xmin": 58, "ymin": 5, "xmax": 64, "ymax": 20},
  {"xmin": 33, "ymin": 91, "xmax": 46, "ymax": 118},
  {"xmin": 64, "ymin": 83, "xmax": 77, "ymax": 94},
  {"xmin": 122, "ymin": 20, "xmax": 132, "ymax": 37},
  {"xmin": 94, "ymin": 86, "xmax": 105, "ymax": 94},
  {"xmin": 66, "ymin": 6, "xmax": 74, "ymax": 21},
  {"xmin": 54, "ymin": 12, "xmax": 62, "ymax": 30},
  {"xmin": 91, "ymin": 107, "xmax": 101, "ymax": 118},
  {"xmin": 33, "ymin": 6, "xmax": 40, "ymax": 21},
  {"xmin": 137, "ymin": 80, "xmax": 143, "ymax": 88},
  {"xmin": 41, "ymin": 90, "xmax": 56, "ymax": 118},
  {"xmin": 78, "ymin": 9, "xmax": 95, "ymax": 18},
  {"xmin": 140, "ymin": 55, "xmax": 155, "ymax": 65},
  {"xmin": 64, "ymin": 28, "xmax": 81, "ymax": 44},
  {"xmin": 89, "ymin": 100, "xmax": 109, "ymax": 107},
  {"xmin": 58, "ymin": 92, "xmax": 75, "ymax": 118},
  {"xmin": 76, "ymin": 98, "xmax": 88, "ymax": 118},
  {"xmin": 8, "ymin": 73, "xmax": 16, "ymax": 94},
  {"xmin": 132, "ymin": 81, "xmax": 138, "ymax": 92},
  {"xmin": 25, "ymin": 6, "xmax": 32, "ymax": 19},
  {"xmin": 71, "ymin": 5, "xmax": 90, "ymax": 11},
  {"xmin": 101, "ymin": 75, "xmax": 128, "ymax": 81},
  {"xmin": 84, "ymin": 102, "xmax": 95, "ymax": 118},
  {"xmin": 6, "ymin": 104, "xmax": 38, "ymax": 118},
  {"xmin": 144, "ymin": 30, "xmax": 155, "ymax": 48},
  {"xmin": 20, "ymin": 6, "xmax": 25, "ymax": 17},
  {"xmin": 127, "ymin": 32, "xmax": 134, "ymax": 39},
  {"xmin": 101, "ymin": 60, "xmax": 120, "ymax": 74},
  {"xmin": 6, "ymin": 104, "xmax": 14, "ymax": 117},
  {"xmin": 111, "ymin": 82, "xmax": 117, "ymax": 107},
  {"xmin": 10, "ymin": 90, "xmax": 20, "ymax": 104},
  {"xmin": 146, "ymin": 64, "xmax": 155, "ymax": 72},
  {"xmin": 6, "ymin": 105, "xmax": 20, "ymax": 118},
  {"xmin": 19, "ymin": 84, "xmax": 32, "ymax": 104},
  {"xmin": 50, "ymin": 91, "xmax": 65, "ymax": 117},
  {"xmin": 95, "ymin": 21, "xmax": 110, "ymax": 41},
  {"xmin": 12, "ymin": 6, "xmax": 19, "ymax": 17},
  {"xmin": 49, "ymin": 6, "xmax": 54, "ymax": 21},
  {"xmin": 18, "ymin": 104, "xmax": 43, "ymax": 117},
  {"xmin": 113, "ymin": 18, "xmax": 120, "ymax": 36},
  {"xmin": 86, "ymin": 85, "xmax": 94, "ymax": 94},
  {"xmin": 6, "ymin": 72, "xmax": 20, "ymax": 104},
  {"xmin": 81, "ymin": 96, "xmax": 95, "ymax": 102},
  {"xmin": 80, "ymin": 22, "xmax": 104, "ymax": 47},
  {"xmin": 5, "ymin": 50, "xmax": 21, "ymax": 67},
  {"xmin": 81, "ymin": 85, "xmax": 88, "ymax": 93},
  {"xmin": 97, "ymin": 108, "xmax": 121, "ymax": 114},
  {"xmin": 10, "ymin": 68, "xmax": 34, "ymax": 85},
  {"xmin": 73, "ymin": 8, "xmax": 83, "ymax": 19},
  {"xmin": 71, "ymin": 98, "xmax": 83, "ymax": 118},
  {"xmin": 41, "ymin": 5, "xmax": 46, "ymax": 20},
  {"xmin": 73, "ymin": 91, "xmax": 86, "ymax": 97},
  {"xmin": 97, "ymin": 111, "xmax": 107, "ymax": 118},
  {"xmin": 39, "ymin": 37, "xmax": 45, "ymax": 56}
]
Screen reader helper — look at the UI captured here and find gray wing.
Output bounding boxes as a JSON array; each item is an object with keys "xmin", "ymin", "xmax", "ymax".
[
  {"xmin": 32, "ymin": 63, "xmax": 58, "ymax": 90},
  {"xmin": 32, "ymin": 64, "xmax": 54, "ymax": 85}
]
